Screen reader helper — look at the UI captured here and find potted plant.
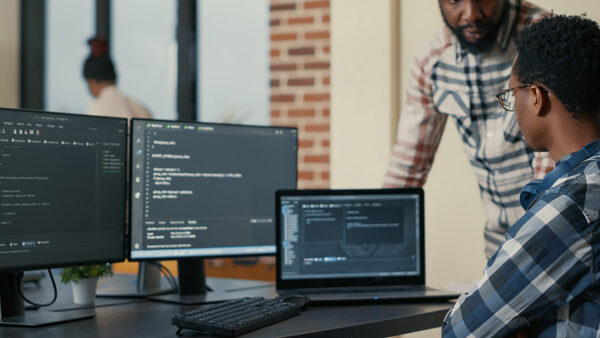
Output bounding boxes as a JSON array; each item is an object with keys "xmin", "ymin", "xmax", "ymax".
[{"xmin": 61, "ymin": 264, "xmax": 113, "ymax": 305}]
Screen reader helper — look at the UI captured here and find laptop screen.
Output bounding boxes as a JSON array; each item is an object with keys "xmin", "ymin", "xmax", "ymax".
[{"xmin": 277, "ymin": 189, "xmax": 423, "ymax": 283}]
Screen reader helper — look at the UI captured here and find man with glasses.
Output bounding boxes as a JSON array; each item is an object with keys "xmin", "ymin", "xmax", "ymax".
[
  {"xmin": 384, "ymin": 0, "xmax": 554, "ymax": 258},
  {"xmin": 443, "ymin": 14, "xmax": 600, "ymax": 336}
]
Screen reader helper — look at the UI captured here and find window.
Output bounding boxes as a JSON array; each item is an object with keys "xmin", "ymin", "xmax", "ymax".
[
  {"xmin": 197, "ymin": 0, "xmax": 269, "ymax": 125},
  {"xmin": 44, "ymin": 0, "xmax": 94, "ymax": 114},
  {"xmin": 112, "ymin": 0, "xmax": 177, "ymax": 120}
]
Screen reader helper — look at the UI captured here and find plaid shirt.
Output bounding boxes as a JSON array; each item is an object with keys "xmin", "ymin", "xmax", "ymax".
[
  {"xmin": 442, "ymin": 146, "xmax": 600, "ymax": 337},
  {"xmin": 383, "ymin": 0, "xmax": 554, "ymax": 257}
]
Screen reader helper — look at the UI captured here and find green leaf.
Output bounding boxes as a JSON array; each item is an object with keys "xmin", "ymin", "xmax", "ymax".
[{"xmin": 60, "ymin": 264, "xmax": 113, "ymax": 283}]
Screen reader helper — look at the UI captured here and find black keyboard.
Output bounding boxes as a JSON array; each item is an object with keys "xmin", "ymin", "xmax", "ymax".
[{"xmin": 172, "ymin": 296, "xmax": 305, "ymax": 337}]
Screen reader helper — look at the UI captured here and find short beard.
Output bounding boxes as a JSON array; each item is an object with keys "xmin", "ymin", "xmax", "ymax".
[{"xmin": 441, "ymin": 1, "xmax": 508, "ymax": 54}]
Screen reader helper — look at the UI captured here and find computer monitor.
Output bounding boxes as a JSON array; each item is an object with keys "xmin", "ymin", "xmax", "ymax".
[
  {"xmin": 129, "ymin": 119, "xmax": 297, "ymax": 304},
  {"xmin": 0, "ymin": 108, "xmax": 127, "ymax": 326}
]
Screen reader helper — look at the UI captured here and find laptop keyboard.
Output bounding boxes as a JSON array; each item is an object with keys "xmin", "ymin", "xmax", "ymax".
[{"xmin": 293, "ymin": 285, "xmax": 432, "ymax": 295}]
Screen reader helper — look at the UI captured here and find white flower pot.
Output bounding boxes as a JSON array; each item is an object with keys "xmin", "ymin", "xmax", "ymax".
[{"xmin": 71, "ymin": 278, "xmax": 98, "ymax": 305}]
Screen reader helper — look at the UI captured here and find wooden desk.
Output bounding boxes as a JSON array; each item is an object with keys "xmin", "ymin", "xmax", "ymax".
[{"xmin": 1, "ymin": 274, "xmax": 452, "ymax": 337}]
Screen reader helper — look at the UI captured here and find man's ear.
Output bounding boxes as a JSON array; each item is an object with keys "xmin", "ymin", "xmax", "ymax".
[{"xmin": 531, "ymin": 85, "xmax": 547, "ymax": 117}]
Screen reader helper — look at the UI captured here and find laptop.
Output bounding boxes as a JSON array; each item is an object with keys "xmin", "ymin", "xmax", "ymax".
[{"xmin": 275, "ymin": 188, "xmax": 459, "ymax": 303}]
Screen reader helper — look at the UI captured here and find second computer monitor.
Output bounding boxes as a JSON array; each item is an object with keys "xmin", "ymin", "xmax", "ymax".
[{"xmin": 129, "ymin": 119, "xmax": 298, "ymax": 260}]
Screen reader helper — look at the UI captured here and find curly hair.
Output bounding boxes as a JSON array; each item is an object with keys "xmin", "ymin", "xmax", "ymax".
[{"xmin": 514, "ymin": 14, "xmax": 600, "ymax": 118}]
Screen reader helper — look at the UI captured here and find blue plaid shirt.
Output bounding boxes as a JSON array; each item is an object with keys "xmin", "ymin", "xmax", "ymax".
[{"xmin": 442, "ymin": 147, "xmax": 600, "ymax": 337}]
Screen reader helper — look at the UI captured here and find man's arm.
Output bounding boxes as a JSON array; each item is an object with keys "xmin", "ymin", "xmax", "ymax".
[
  {"xmin": 441, "ymin": 192, "xmax": 593, "ymax": 337},
  {"xmin": 383, "ymin": 53, "xmax": 448, "ymax": 188}
]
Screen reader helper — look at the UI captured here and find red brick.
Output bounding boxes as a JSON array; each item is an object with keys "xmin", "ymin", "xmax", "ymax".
[
  {"xmin": 289, "ymin": 47, "xmax": 315, "ymax": 56},
  {"xmin": 306, "ymin": 31, "xmax": 329, "ymax": 40},
  {"xmin": 305, "ymin": 62, "xmax": 329, "ymax": 70},
  {"xmin": 270, "ymin": 79, "xmax": 280, "ymax": 87},
  {"xmin": 305, "ymin": 124, "xmax": 329, "ymax": 132},
  {"xmin": 305, "ymin": 155, "xmax": 329, "ymax": 163},
  {"xmin": 271, "ymin": 94, "xmax": 295, "ymax": 102},
  {"xmin": 288, "ymin": 17, "xmax": 314, "ymax": 25},
  {"xmin": 271, "ymin": 3, "xmax": 296, "ymax": 11},
  {"xmin": 300, "ymin": 181, "xmax": 329, "ymax": 189},
  {"xmin": 304, "ymin": 93, "xmax": 330, "ymax": 102},
  {"xmin": 304, "ymin": 1, "xmax": 329, "ymax": 9},
  {"xmin": 271, "ymin": 33, "xmax": 297, "ymax": 41},
  {"xmin": 271, "ymin": 63, "xmax": 297, "ymax": 71},
  {"xmin": 298, "ymin": 171, "xmax": 314, "ymax": 180},
  {"xmin": 298, "ymin": 140, "xmax": 315, "ymax": 148},
  {"xmin": 271, "ymin": 121, "xmax": 299, "ymax": 129},
  {"xmin": 288, "ymin": 109, "xmax": 315, "ymax": 117},
  {"xmin": 288, "ymin": 78, "xmax": 315, "ymax": 86},
  {"xmin": 270, "ymin": 0, "xmax": 331, "ymax": 189}
]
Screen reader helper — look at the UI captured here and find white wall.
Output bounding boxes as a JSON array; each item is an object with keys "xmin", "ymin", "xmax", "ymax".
[
  {"xmin": 330, "ymin": 0, "xmax": 397, "ymax": 189},
  {"xmin": 0, "ymin": 0, "xmax": 19, "ymax": 108},
  {"xmin": 331, "ymin": 2, "xmax": 600, "ymax": 336}
]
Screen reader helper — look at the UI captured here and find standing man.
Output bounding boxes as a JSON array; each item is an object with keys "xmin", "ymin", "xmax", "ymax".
[
  {"xmin": 384, "ymin": 0, "xmax": 553, "ymax": 258},
  {"xmin": 443, "ymin": 14, "xmax": 600, "ymax": 336}
]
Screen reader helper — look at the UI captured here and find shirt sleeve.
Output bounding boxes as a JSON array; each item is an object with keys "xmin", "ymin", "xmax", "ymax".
[
  {"xmin": 383, "ymin": 51, "xmax": 447, "ymax": 188},
  {"xmin": 441, "ymin": 191, "xmax": 593, "ymax": 337}
]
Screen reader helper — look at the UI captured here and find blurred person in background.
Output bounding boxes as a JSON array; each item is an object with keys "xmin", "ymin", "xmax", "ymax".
[{"xmin": 83, "ymin": 36, "xmax": 151, "ymax": 119}]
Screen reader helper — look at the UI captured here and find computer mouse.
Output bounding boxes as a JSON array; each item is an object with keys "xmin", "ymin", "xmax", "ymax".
[{"xmin": 281, "ymin": 295, "xmax": 310, "ymax": 310}]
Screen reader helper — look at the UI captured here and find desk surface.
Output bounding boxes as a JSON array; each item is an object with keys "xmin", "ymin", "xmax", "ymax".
[{"xmin": 2, "ymin": 274, "xmax": 452, "ymax": 338}]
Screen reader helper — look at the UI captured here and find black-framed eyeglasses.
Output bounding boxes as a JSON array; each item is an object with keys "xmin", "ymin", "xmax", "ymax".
[{"xmin": 496, "ymin": 84, "xmax": 535, "ymax": 111}]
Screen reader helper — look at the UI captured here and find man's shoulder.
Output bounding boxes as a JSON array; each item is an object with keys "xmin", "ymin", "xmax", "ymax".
[
  {"xmin": 560, "ymin": 156, "xmax": 600, "ymax": 190},
  {"xmin": 515, "ymin": 0, "xmax": 550, "ymax": 33},
  {"xmin": 549, "ymin": 157, "xmax": 600, "ymax": 222}
]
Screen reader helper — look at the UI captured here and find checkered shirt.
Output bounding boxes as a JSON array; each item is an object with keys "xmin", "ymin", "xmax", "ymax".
[
  {"xmin": 442, "ymin": 146, "xmax": 600, "ymax": 337},
  {"xmin": 383, "ymin": 0, "xmax": 554, "ymax": 258}
]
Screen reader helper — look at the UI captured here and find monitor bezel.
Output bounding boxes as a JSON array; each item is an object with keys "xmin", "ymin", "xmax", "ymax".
[
  {"xmin": 275, "ymin": 188, "xmax": 426, "ymax": 289},
  {"xmin": 0, "ymin": 107, "xmax": 128, "ymax": 273},
  {"xmin": 127, "ymin": 118, "xmax": 299, "ymax": 261}
]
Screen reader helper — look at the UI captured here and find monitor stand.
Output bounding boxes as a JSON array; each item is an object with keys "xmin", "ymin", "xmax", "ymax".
[
  {"xmin": 0, "ymin": 273, "xmax": 95, "ymax": 327},
  {"xmin": 150, "ymin": 259, "xmax": 275, "ymax": 305},
  {"xmin": 96, "ymin": 261, "xmax": 175, "ymax": 298}
]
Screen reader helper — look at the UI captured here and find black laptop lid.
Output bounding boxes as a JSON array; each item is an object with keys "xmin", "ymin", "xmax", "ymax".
[{"xmin": 276, "ymin": 188, "xmax": 425, "ymax": 290}]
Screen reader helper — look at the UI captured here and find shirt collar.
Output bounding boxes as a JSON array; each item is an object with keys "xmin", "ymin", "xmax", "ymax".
[
  {"xmin": 555, "ymin": 138, "xmax": 600, "ymax": 168},
  {"xmin": 556, "ymin": 152, "xmax": 574, "ymax": 168}
]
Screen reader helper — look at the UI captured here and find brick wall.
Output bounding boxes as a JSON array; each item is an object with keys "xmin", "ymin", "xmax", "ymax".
[{"xmin": 270, "ymin": 0, "xmax": 330, "ymax": 189}]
